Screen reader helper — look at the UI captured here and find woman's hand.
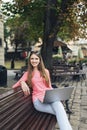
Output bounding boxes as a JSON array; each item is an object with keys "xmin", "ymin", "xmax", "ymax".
[{"xmin": 20, "ymin": 81, "xmax": 30, "ymax": 96}]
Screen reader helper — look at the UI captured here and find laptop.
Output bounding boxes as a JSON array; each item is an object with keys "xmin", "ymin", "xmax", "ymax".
[{"xmin": 43, "ymin": 86, "xmax": 74, "ymax": 103}]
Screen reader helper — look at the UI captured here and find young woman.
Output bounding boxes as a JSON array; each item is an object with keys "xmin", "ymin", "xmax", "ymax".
[{"xmin": 12, "ymin": 51, "xmax": 72, "ymax": 130}]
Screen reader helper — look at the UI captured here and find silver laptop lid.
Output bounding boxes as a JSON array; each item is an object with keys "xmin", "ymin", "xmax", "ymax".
[{"xmin": 44, "ymin": 86, "xmax": 74, "ymax": 103}]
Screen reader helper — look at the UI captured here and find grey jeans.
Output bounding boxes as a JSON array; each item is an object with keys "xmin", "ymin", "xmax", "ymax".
[{"xmin": 33, "ymin": 99, "xmax": 72, "ymax": 130}]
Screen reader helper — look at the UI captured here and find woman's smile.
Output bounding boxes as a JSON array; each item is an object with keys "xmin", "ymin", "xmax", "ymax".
[{"xmin": 30, "ymin": 54, "xmax": 40, "ymax": 67}]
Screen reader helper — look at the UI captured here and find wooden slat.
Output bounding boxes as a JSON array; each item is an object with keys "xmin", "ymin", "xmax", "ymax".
[
  {"xmin": 0, "ymin": 97, "xmax": 32, "ymax": 121},
  {"xmin": 0, "ymin": 89, "xmax": 57, "ymax": 130}
]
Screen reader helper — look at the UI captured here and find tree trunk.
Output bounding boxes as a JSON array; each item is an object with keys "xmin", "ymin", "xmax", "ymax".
[
  {"xmin": 41, "ymin": 0, "xmax": 58, "ymax": 71},
  {"xmin": 11, "ymin": 42, "xmax": 18, "ymax": 69},
  {"xmin": 41, "ymin": 0, "xmax": 72, "ymax": 71}
]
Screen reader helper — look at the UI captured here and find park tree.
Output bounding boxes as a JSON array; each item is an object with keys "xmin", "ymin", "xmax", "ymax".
[{"xmin": 2, "ymin": 0, "xmax": 87, "ymax": 70}]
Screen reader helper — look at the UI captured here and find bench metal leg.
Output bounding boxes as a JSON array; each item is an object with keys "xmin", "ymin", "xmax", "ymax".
[
  {"xmin": 64, "ymin": 84, "xmax": 73, "ymax": 114},
  {"xmin": 65, "ymin": 100, "xmax": 73, "ymax": 114},
  {"xmin": 14, "ymin": 73, "xmax": 20, "ymax": 80},
  {"xmin": 52, "ymin": 84, "xmax": 73, "ymax": 114}
]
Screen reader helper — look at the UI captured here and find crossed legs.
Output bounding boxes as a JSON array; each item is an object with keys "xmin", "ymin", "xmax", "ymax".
[{"xmin": 33, "ymin": 99, "xmax": 72, "ymax": 130}]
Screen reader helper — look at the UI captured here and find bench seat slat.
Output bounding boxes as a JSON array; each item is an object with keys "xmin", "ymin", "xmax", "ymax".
[
  {"xmin": 0, "ymin": 97, "xmax": 32, "ymax": 122},
  {"xmin": 1, "ymin": 107, "xmax": 35, "ymax": 130},
  {"xmin": 12, "ymin": 109, "xmax": 36, "ymax": 130},
  {"xmin": 47, "ymin": 116, "xmax": 57, "ymax": 130},
  {"xmin": 0, "ymin": 90, "xmax": 57, "ymax": 130},
  {"xmin": 0, "ymin": 95, "xmax": 29, "ymax": 113},
  {"xmin": 39, "ymin": 114, "xmax": 53, "ymax": 130},
  {"xmin": 18, "ymin": 110, "xmax": 39, "ymax": 130},
  {"xmin": 26, "ymin": 112, "xmax": 43, "ymax": 130},
  {"xmin": 0, "ymin": 101, "xmax": 32, "ymax": 128},
  {"xmin": 28, "ymin": 112, "xmax": 44, "ymax": 130},
  {"xmin": 34, "ymin": 114, "xmax": 50, "ymax": 130}
]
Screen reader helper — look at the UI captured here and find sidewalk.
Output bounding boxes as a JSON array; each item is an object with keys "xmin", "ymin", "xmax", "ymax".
[
  {"xmin": 0, "ymin": 69, "xmax": 87, "ymax": 130},
  {"xmin": 54, "ymin": 67, "xmax": 87, "ymax": 130},
  {"xmin": 0, "ymin": 70, "xmax": 17, "ymax": 94}
]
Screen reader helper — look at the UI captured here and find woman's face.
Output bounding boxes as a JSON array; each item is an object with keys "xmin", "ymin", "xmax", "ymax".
[{"xmin": 30, "ymin": 54, "xmax": 40, "ymax": 68}]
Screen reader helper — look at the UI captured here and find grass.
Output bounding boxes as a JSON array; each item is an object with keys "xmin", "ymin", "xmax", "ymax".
[{"xmin": 5, "ymin": 60, "xmax": 25, "ymax": 69}]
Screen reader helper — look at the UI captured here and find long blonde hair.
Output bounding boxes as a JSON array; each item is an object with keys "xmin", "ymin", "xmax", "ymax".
[{"xmin": 27, "ymin": 51, "xmax": 50, "ymax": 88}]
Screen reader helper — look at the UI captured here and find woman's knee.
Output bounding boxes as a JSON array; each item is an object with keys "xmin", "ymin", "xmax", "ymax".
[
  {"xmin": 33, "ymin": 100, "xmax": 47, "ymax": 112},
  {"xmin": 52, "ymin": 101, "xmax": 64, "ymax": 111},
  {"xmin": 33, "ymin": 100, "xmax": 55, "ymax": 115}
]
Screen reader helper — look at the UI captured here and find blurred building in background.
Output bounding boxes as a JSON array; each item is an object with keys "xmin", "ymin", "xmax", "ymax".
[
  {"xmin": 0, "ymin": 0, "xmax": 4, "ymax": 65},
  {"xmin": 67, "ymin": 39, "xmax": 87, "ymax": 58}
]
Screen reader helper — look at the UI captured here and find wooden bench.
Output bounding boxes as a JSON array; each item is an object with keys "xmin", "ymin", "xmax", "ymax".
[
  {"xmin": 51, "ymin": 66, "xmax": 86, "ymax": 82},
  {"xmin": 14, "ymin": 66, "xmax": 27, "ymax": 80},
  {"xmin": 0, "ymin": 88, "xmax": 57, "ymax": 130}
]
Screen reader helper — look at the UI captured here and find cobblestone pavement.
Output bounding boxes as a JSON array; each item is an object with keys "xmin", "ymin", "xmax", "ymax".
[
  {"xmin": 54, "ymin": 67, "xmax": 87, "ymax": 130},
  {"xmin": 0, "ymin": 69, "xmax": 87, "ymax": 130}
]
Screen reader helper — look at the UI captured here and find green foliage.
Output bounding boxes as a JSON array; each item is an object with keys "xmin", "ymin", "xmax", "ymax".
[
  {"xmin": 2, "ymin": 0, "xmax": 46, "ymax": 44},
  {"xmin": 57, "ymin": 0, "xmax": 62, "ymax": 4},
  {"xmin": 82, "ymin": 58, "xmax": 87, "ymax": 64},
  {"xmin": 2, "ymin": 0, "xmax": 87, "ymax": 48},
  {"xmin": 57, "ymin": 0, "xmax": 87, "ymax": 41}
]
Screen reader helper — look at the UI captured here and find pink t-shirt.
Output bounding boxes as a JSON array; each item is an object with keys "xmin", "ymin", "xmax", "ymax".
[
  {"xmin": 12, "ymin": 69, "xmax": 53, "ymax": 102},
  {"xmin": 31, "ymin": 70, "xmax": 53, "ymax": 102}
]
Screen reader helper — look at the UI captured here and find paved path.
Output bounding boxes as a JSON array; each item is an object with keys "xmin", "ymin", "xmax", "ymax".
[
  {"xmin": 0, "ymin": 70, "xmax": 17, "ymax": 94},
  {"xmin": 0, "ymin": 69, "xmax": 87, "ymax": 130},
  {"xmin": 54, "ymin": 68, "xmax": 87, "ymax": 130}
]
